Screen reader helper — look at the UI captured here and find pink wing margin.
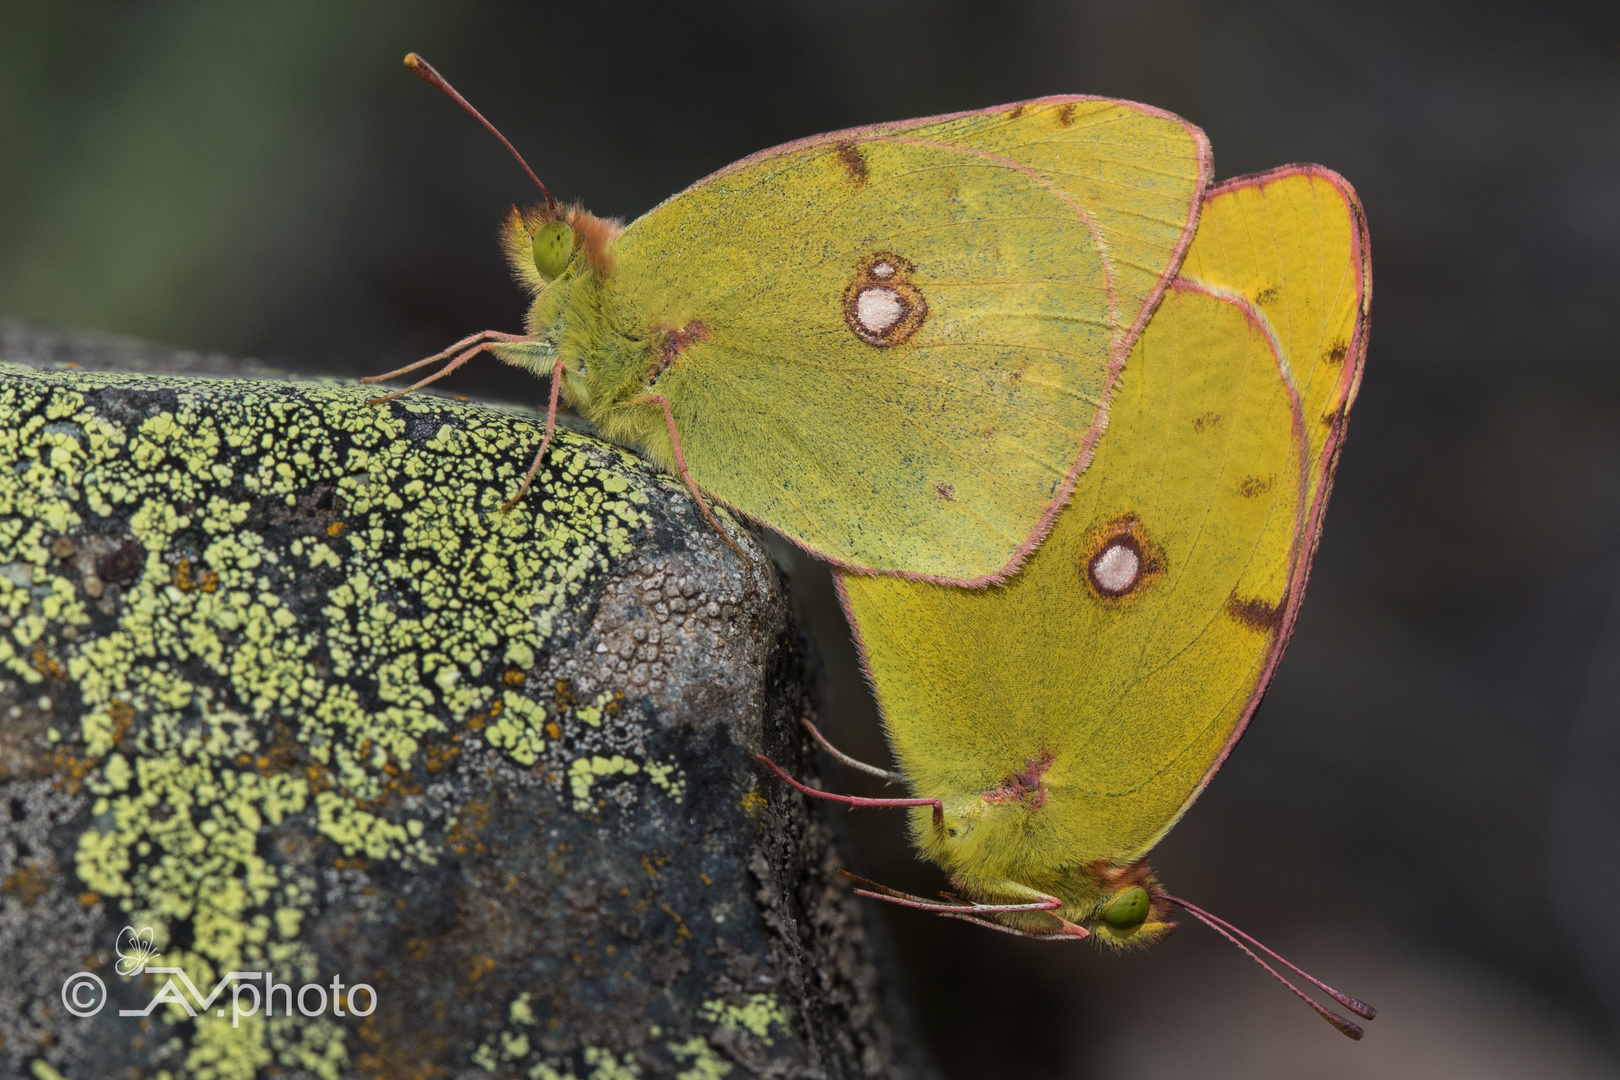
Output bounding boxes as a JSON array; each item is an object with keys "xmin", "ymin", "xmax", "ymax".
[
  {"xmin": 833, "ymin": 164, "xmax": 1370, "ymax": 828},
  {"xmin": 1177, "ymin": 163, "xmax": 1372, "ymax": 815},
  {"xmin": 652, "ymin": 96, "xmax": 1214, "ymax": 588}
]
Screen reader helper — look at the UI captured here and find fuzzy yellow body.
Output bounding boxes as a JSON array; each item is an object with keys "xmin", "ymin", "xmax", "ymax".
[
  {"xmin": 497, "ymin": 99, "xmax": 1211, "ymax": 583},
  {"xmin": 838, "ymin": 169, "xmax": 1370, "ymax": 942}
]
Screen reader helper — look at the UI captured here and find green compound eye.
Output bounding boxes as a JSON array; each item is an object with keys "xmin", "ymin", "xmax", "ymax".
[
  {"xmin": 532, "ymin": 220, "xmax": 575, "ymax": 280},
  {"xmin": 1100, "ymin": 886, "xmax": 1150, "ymax": 929}
]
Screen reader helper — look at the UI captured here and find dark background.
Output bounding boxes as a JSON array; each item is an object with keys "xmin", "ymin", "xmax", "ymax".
[{"xmin": 4, "ymin": 1, "xmax": 1619, "ymax": 1075}]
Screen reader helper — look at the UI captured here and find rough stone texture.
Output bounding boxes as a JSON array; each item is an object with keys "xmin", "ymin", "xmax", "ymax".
[{"xmin": 0, "ymin": 338, "xmax": 926, "ymax": 1080}]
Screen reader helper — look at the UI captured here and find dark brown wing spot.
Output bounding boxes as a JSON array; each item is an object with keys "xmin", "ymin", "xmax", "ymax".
[
  {"xmin": 935, "ymin": 483, "xmax": 955, "ymax": 501},
  {"xmin": 1056, "ymin": 102, "xmax": 1076, "ymax": 126},
  {"xmin": 1008, "ymin": 103, "xmax": 1027, "ymax": 119},
  {"xmin": 1325, "ymin": 340, "xmax": 1349, "ymax": 365},
  {"xmin": 1192, "ymin": 412, "xmax": 1222, "ymax": 434},
  {"xmin": 649, "ymin": 320, "xmax": 711, "ymax": 385},
  {"xmin": 1226, "ymin": 593, "xmax": 1283, "ymax": 632},
  {"xmin": 1237, "ymin": 475, "xmax": 1273, "ymax": 498},
  {"xmin": 1254, "ymin": 285, "xmax": 1280, "ymax": 305},
  {"xmin": 835, "ymin": 142, "xmax": 869, "ymax": 187}
]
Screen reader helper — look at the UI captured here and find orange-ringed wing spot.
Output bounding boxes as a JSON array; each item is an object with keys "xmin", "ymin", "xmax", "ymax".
[
  {"xmin": 1225, "ymin": 592, "xmax": 1284, "ymax": 633},
  {"xmin": 649, "ymin": 320, "xmax": 710, "ymax": 385},
  {"xmin": 1081, "ymin": 514, "xmax": 1164, "ymax": 603},
  {"xmin": 844, "ymin": 251, "xmax": 928, "ymax": 347}
]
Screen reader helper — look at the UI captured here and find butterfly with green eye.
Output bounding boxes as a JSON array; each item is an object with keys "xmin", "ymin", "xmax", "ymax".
[
  {"xmin": 764, "ymin": 164, "xmax": 1377, "ymax": 1038},
  {"xmin": 365, "ymin": 53, "xmax": 1211, "ymax": 582}
]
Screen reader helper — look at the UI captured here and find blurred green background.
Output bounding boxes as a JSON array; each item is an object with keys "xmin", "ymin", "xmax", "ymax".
[{"xmin": 5, "ymin": 1, "xmax": 1620, "ymax": 1076}]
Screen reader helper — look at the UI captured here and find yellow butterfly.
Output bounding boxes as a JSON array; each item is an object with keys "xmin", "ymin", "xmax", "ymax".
[
  {"xmin": 366, "ymin": 54, "xmax": 1211, "ymax": 583},
  {"xmin": 766, "ymin": 165, "xmax": 1374, "ymax": 1036}
]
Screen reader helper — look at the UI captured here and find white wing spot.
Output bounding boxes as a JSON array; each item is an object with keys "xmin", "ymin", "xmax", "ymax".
[
  {"xmin": 856, "ymin": 287, "xmax": 904, "ymax": 335},
  {"xmin": 870, "ymin": 261, "xmax": 896, "ymax": 279},
  {"xmin": 1090, "ymin": 542, "xmax": 1140, "ymax": 595}
]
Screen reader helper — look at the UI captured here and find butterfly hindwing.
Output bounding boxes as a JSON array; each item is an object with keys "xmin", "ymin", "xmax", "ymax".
[{"xmin": 837, "ymin": 167, "xmax": 1368, "ymax": 870}]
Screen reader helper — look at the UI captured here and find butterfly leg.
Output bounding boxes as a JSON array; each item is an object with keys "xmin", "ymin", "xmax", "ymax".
[
  {"xmin": 641, "ymin": 393, "xmax": 755, "ymax": 568},
  {"xmin": 753, "ymin": 753, "xmax": 943, "ymax": 829},
  {"xmin": 362, "ymin": 330, "xmax": 531, "ymax": 396},
  {"xmin": 840, "ymin": 870, "xmax": 1089, "ymax": 939},
  {"xmin": 499, "ymin": 357, "xmax": 566, "ymax": 512},
  {"xmin": 799, "ymin": 717, "xmax": 905, "ymax": 784}
]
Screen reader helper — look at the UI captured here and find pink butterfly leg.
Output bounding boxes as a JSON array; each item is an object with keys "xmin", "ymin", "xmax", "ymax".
[
  {"xmin": 361, "ymin": 330, "xmax": 532, "ymax": 401},
  {"xmin": 753, "ymin": 750, "xmax": 1089, "ymax": 939},
  {"xmin": 799, "ymin": 717, "xmax": 905, "ymax": 784},
  {"xmin": 641, "ymin": 393, "xmax": 755, "ymax": 567},
  {"xmin": 500, "ymin": 357, "xmax": 566, "ymax": 512}
]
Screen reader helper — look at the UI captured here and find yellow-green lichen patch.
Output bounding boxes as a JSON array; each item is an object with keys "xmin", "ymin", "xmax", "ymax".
[
  {"xmin": 0, "ymin": 367, "xmax": 659, "ymax": 1076},
  {"xmin": 699, "ymin": 993, "xmax": 789, "ymax": 1043}
]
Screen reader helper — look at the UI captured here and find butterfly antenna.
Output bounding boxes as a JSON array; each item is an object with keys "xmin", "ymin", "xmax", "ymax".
[
  {"xmin": 403, "ymin": 52, "xmax": 557, "ymax": 212},
  {"xmin": 1163, "ymin": 893, "xmax": 1374, "ymax": 1039}
]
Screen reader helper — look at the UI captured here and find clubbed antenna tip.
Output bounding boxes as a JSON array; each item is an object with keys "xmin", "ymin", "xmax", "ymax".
[
  {"xmin": 1164, "ymin": 893, "xmax": 1376, "ymax": 1039},
  {"xmin": 403, "ymin": 52, "xmax": 556, "ymax": 211}
]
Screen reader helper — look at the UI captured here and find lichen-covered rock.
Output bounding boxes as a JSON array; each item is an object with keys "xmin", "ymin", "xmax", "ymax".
[{"xmin": 0, "ymin": 362, "xmax": 912, "ymax": 1080}]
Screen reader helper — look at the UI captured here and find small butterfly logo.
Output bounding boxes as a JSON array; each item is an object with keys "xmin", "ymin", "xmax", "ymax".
[{"xmin": 114, "ymin": 925, "xmax": 161, "ymax": 977}]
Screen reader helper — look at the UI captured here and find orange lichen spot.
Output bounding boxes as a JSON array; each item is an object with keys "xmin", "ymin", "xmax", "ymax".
[
  {"xmin": 305, "ymin": 763, "xmax": 334, "ymax": 794},
  {"xmin": 554, "ymin": 679, "xmax": 576, "ymax": 709},
  {"xmin": 49, "ymin": 749, "xmax": 96, "ymax": 794},
  {"xmin": 545, "ymin": 722, "xmax": 561, "ymax": 740},
  {"xmin": 108, "ymin": 700, "xmax": 135, "ymax": 744},
  {"xmin": 1, "ymin": 864, "xmax": 49, "ymax": 905},
  {"xmin": 503, "ymin": 668, "xmax": 526, "ymax": 687},
  {"xmin": 699, "ymin": 873, "xmax": 712, "ymax": 886},
  {"xmin": 467, "ymin": 713, "xmax": 487, "ymax": 731},
  {"xmin": 661, "ymin": 904, "xmax": 694, "ymax": 941},
  {"xmin": 467, "ymin": 955, "xmax": 496, "ymax": 982},
  {"xmin": 445, "ymin": 801, "xmax": 491, "ymax": 856},
  {"xmin": 424, "ymin": 742, "xmax": 461, "ymax": 774},
  {"xmin": 30, "ymin": 643, "xmax": 61, "ymax": 679},
  {"xmin": 78, "ymin": 891, "xmax": 101, "ymax": 907},
  {"xmin": 489, "ymin": 700, "xmax": 504, "ymax": 717},
  {"xmin": 327, "ymin": 520, "xmax": 347, "ymax": 538},
  {"xmin": 740, "ymin": 788, "xmax": 767, "ymax": 818}
]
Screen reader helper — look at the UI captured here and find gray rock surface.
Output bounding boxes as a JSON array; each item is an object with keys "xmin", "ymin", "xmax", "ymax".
[{"xmin": 0, "ymin": 328, "xmax": 928, "ymax": 1080}]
